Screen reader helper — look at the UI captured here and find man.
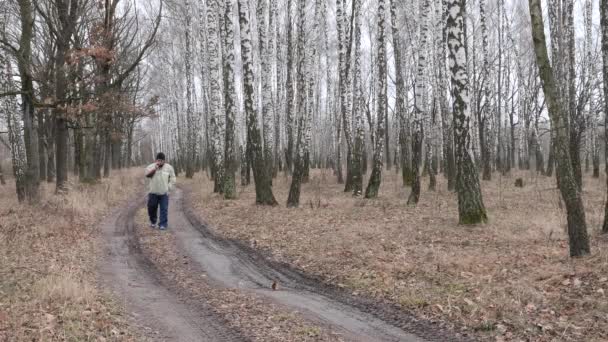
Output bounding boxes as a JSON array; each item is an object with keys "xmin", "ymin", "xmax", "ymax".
[{"xmin": 145, "ymin": 152, "xmax": 176, "ymax": 230}]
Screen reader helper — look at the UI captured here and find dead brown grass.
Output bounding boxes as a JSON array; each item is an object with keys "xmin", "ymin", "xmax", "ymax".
[
  {"xmin": 0, "ymin": 171, "xmax": 141, "ymax": 341},
  {"xmin": 186, "ymin": 169, "xmax": 608, "ymax": 342}
]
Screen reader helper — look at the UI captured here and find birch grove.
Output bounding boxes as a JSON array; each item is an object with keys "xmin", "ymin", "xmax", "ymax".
[{"xmin": 2, "ymin": 0, "xmax": 608, "ymax": 257}]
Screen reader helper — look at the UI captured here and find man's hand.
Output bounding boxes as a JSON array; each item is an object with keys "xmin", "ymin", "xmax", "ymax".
[{"xmin": 146, "ymin": 164, "xmax": 158, "ymax": 178}]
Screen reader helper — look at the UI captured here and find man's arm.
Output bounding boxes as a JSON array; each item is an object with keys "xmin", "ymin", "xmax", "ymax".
[
  {"xmin": 169, "ymin": 166, "xmax": 176, "ymax": 191},
  {"xmin": 145, "ymin": 164, "xmax": 157, "ymax": 178}
]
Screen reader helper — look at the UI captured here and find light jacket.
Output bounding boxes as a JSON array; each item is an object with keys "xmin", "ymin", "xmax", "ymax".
[{"xmin": 145, "ymin": 163, "xmax": 176, "ymax": 195}]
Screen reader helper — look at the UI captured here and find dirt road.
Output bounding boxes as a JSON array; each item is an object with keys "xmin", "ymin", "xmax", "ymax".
[
  {"xmin": 100, "ymin": 189, "xmax": 469, "ymax": 341},
  {"xmin": 99, "ymin": 198, "xmax": 245, "ymax": 341}
]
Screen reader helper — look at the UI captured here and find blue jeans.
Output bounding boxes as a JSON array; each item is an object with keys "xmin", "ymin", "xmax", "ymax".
[{"xmin": 148, "ymin": 193, "xmax": 169, "ymax": 227}]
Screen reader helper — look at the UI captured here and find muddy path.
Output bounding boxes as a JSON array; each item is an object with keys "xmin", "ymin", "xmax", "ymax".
[
  {"xmin": 99, "ymin": 196, "xmax": 245, "ymax": 341},
  {"xmin": 173, "ymin": 188, "xmax": 470, "ymax": 342}
]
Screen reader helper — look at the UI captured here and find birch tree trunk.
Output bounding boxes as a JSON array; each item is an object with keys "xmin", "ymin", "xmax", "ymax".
[
  {"xmin": 185, "ymin": 0, "xmax": 196, "ymax": 178},
  {"xmin": 437, "ymin": 0, "xmax": 455, "ymax": 191},
  {"xmin": 351, "ymin": 0, "xmax": 364, "ymax": 196},
  {"xmin": 337, "ymin": 0, "xmax": 356, "ymax": 192},
  {"xmin": 285, "ymin": 0, "xmax": 295, "ymax": 174},
  {"xmin": 222, "ymin": 0, "xmax": 238, "ymax": 199},
  {"xmin": 257, "ymin": 0, "xmax": 274, "ymax": 181},
  {"xmin": 287, "ymin": 0, "xmax": 309, "ymax": 207},
  {"xmin": 1, "ymin": 54, "xmax": 27, "ymax": 201},
  {"xmin": 529, "ymin": 0, "xmax": 590, "ymax": 256},
  {"xmin": 601, "ymin": 0, "xmax": 608, "ymax": 233},
  {"xmin": 446, "ymin": 0, "xmax": 487, "ymax": 224},
  {"xmin": 479, "ymin": 0, "xmax": 492, "ymax": 181},
  {"xmin": 364, "ymin": 0, "xmax": 387, "ymax": 199},
  {"xmin": 407, "ymin": 0, "xmax": 430, "ymax": 205},
  {"xmin": 207, "ymin": 0, "xmax": 225, "ymax": 193},
  {"xmin": 390, "ymin": 0, "xmax": 414, "ymax": 188},
  {"xmin": 238, "ymin": 0, "xmax": 278, "ymax": 205}
]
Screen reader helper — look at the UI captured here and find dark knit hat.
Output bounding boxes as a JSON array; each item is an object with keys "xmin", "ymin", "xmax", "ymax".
[{"xmin": 156, "ymin": 152, "xmax": 166, "ymax": 161}]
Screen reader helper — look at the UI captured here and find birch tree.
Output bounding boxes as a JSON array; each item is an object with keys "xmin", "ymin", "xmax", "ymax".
[
  {"xmin": 529, "ymin": 0, "xmax": 590, "ymax": 256},
  {"xmin": 407, "ymin": 0, "xmax": 430, "ymax": 205},
  {"xmin": 364, "ymin": 0, "xmax": 387, "ymax": 199},
  {"xmin": 185, "ymin": 0, "xmax": 196, "ymax": 178},
  {"xmin": 0, "ymin": 52, "xmax": 27, "ymax": 202},
  {"xmin": 257, "ymin": 0, "xmax": 275, "ymax": 180},
  {"xmin": 601, "ymin": 0, "xmax": 608, "ymax": 234},
  {"xmin": 287, "ymin": 0, "xmax": 309, "ymax": 207},
  {"xmin": 238, "ymin": 0, "xmax": 278, "ymax": 205},
  {"xmin": 222, "ymin": 0, "xmax": 238, "ymax": 199},
  {"xmin": 446, "ymin": 0, "xmax": 487, "ymax": 224},
  {"xmin": 207, "ymin": 0, "xmax": 225, "ymax": 193}
]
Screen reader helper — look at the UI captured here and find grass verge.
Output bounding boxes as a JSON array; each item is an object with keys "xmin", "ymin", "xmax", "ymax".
[{"xmin": 0, "ymin": 170, "xmax": 140, "ymax": 341}]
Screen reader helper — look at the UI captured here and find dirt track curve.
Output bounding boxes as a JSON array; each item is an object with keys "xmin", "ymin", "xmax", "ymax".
[
  {"xmin": 99, "ymin": 197, "xmax": 244, "ymax": 341},
  {"xmin": 100, "ymin": 188, "xmax": 472, "ymax": 341}
]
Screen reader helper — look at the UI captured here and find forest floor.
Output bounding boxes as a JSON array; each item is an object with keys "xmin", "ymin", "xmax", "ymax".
[
  {"xmin": 185, "ymin": 168, "xmax": 608, "ymax": 342},
  {"xmin": 0, "ymin": 171, "xmax": 141, "ymax": 341}
]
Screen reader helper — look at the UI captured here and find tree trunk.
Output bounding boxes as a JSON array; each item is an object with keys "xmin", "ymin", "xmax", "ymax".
[
  {"xmin": 257, "ymin": 0, "xmax": 275, "ymax": 184},
  {"xmin": 37, "ymin": 110, "xmax": 47, "ymax": 181},
  {"xmin": 529, "ymin": 0, "xmax": 590, "ymax": 256},
  {"xmin": 238, "ymin": 0, "xmax": 278, "ymax": 205},
  {"xmin": 16, "ymin": 0, "xmax": 40, "ymax": 203},
  {"xmin": 287, "ymin": 0, "xmax": 311, "ymax": 207},
  {"xmin": 336, "ymin": 0, "xmax": 356, "ymax": 193},
  {"xmin": 601, "ymin": 0, "xmax": 608, "ymax": 233},
  {"xmin": 46, "ymin": 111, "xmax": 55, "ymax": 182},
  {"xmin": 446, "ymin": 0, "xmax": 487, "ymax": 224},
  {"xmin": 364, "ymin": 0, "xmax": 387, "ymax": 199},
  {"xmin": 285, "ymin": 0, "xmax": 295, "ymax": 174},
  {"xmin": 185, "ymin": 0, "xmax": 196, "ymax": 178},
  {"xmin": 207, "ymin": 0, "xmax": 225, "ymax": 193},
  {"xmin": 222, "ymin": 0, "xmax": 238, "ymax": 199},
  {"xmin": 2, "ymin": 56, "xmax": 27, "ymax": 201},
  {"xmin": 407, "ymin": 0, "xmax": 430, "ymax": 205}
]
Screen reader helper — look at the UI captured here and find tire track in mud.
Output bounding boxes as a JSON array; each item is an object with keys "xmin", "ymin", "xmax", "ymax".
[
  {"xmin": 99, "ymin": 196, "xmax": 246, "ymax": 342},
  {"xmin": 175, "ymin": 188, "xmax": 473, "ymax": 342}
]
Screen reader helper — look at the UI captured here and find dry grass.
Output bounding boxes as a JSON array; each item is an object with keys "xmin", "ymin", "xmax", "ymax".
[
  {"xmin": 0, "ymin": 170, "xmax": 141, "ymax": 341},
  {"xmin": 186, "ymin": 169, "xmax": 608, "ymax": 342}
]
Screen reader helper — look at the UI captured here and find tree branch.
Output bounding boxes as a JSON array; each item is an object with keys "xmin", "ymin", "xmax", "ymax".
[
  {"xmin": 111, "ymin": 0, "xmax": 163, "ymax": 88},
  {"xmin": 0, "ymin": 90, "xmax": 28, "ymax": 97}
]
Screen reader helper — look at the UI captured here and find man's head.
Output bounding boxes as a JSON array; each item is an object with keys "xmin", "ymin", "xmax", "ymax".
[{"xmin": 156, "ymin": 152, "xmax": 166, "ymax": 166}]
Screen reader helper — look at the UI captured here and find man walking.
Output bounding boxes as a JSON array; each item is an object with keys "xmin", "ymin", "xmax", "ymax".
[{"xmin": 145, "ymin": 152, "xmax": 176, "ymax": 230}]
